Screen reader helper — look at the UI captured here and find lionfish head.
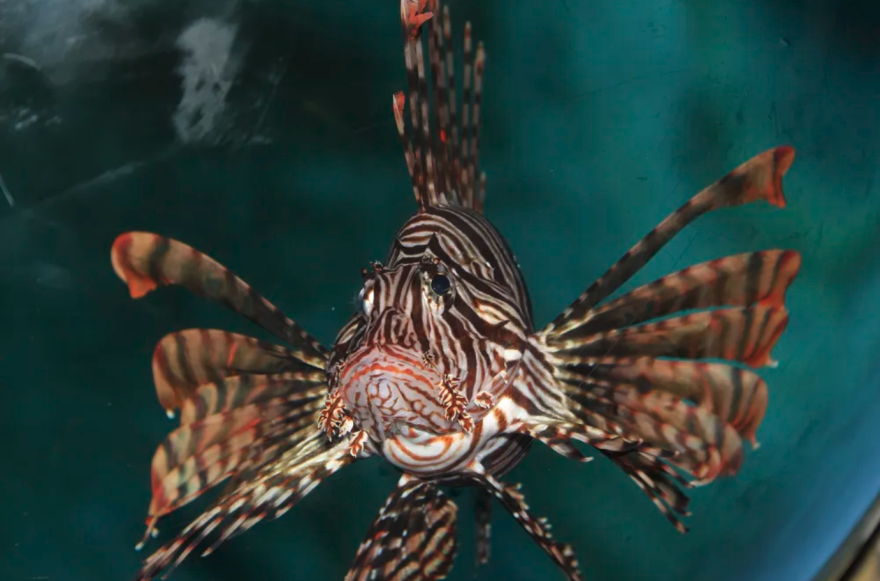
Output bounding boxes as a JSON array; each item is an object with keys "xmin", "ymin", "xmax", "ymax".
[{"xmin": 328, "ymin": 248, "xmax": 527, "ymax": 441}]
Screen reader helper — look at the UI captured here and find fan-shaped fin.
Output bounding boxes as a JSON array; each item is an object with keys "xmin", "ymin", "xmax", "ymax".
[
  {"xmin": 136, "ymin": 435, "xmax": 354, "ymax": 581},
  {"xmin": 558, "ymin": 250, "xmax": 801, "ymax": 341},
  {"xmin": 179, "ymin": 371, "xmax": 325, "ymax": 425},
  {"xmin": 601, "ymin": 449, "xmax": 693, "ymax": 533},
  {"xmin": 345, "ymin": 475, "xmax": 458, "ymax": 581},
  {"xmin": 532, "ymin": 148, "xmax": 800, "ymax": 532},
  {"xmin": 151, "ymin": 329, "xmax": 322, "ymax": 414},
  {"xmin": 111, "ymin": 232, "xmax": 327, "ymax": 365},
  {"xmin": 542, "ymin": 146, "xmax": 796, "ymax": 339},
  {"xmin": 552, "ymin": 305, "xmax": 789, "ymax": 368},
  {"xmin": 148, "ymin": 390, "xmax": 325, "ymax": 518}
]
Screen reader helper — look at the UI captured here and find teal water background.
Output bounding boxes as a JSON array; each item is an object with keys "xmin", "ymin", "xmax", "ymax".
[{"xmin": 2, "ymin": 0, "xmax": 879, "ymax": 580}]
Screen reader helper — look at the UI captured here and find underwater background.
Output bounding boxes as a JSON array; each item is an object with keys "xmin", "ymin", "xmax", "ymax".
[{"xmin": 2, "ymin": 0, "xmax": 879, "ymax": 580}]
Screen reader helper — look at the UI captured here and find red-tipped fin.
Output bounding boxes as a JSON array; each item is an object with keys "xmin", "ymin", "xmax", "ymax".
[
  {"xmin": 111, "ymin": 232, "xmax": 160, "ymax": 299},
  {"xmin": 723, "ymin": 145, "xmax": 795, "ymax": 208}
]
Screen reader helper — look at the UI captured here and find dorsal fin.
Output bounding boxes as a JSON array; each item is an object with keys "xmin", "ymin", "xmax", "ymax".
[{"xmin": 394, "ymin": 0, "xmax": 487, "ymax": 213}]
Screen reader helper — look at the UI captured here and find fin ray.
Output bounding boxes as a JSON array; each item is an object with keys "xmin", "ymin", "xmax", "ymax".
[
  {"xmin": 542, "ymin": 146, "xmax": 795, "ymax": 338},
  {"xmin": 475, "ymin": 487, "xmax": 492, "ymax": 566},
  {"xmin": 470, "ymin": 471, "xmax": 583, "ymax": 581},
  {"xmin": 552, "ymin": 305, "xmax": 790, "ymax": 368},
  {"xmin": 345, "ymin": 475, "xmax": 458, "ymax": 581},
  {"xmin": 559, "ymin": 250, "xmax": 801, "ymax": 341},
  {"xmin": 151, "ymin": 329, "xmax": 322, "ymax": 414},
  {"xmin": 111, "ymin": 232, "xmax": 327, "ymax": 365},
  {"xmin": 149, "ymin": 395, "xmax": 325, "ymax": 517},
  {"xmin": 137, "ymin": 434, "xmax": 354, "ymax": 581},
  {"xmin": 395, "ymin": 0, "xmax": 487, "ymax": 211}
]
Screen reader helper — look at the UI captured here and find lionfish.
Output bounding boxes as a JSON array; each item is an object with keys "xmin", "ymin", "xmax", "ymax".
[{"xmin": 111, "ymin": 1, "xmax": 801, "ymax": 579}]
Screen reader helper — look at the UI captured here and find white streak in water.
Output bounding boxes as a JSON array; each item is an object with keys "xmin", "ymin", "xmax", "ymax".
[
  {"xmin": 0, "ymin": 171, "xmax": 15, "ymax": 207},
  {"xmin": 173, "ymin": 18, "xmax": 242, "ymax": 145}
]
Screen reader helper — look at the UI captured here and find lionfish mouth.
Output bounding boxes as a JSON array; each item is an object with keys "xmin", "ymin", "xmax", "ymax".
[{"xmin": 337, "ymin": 343, "xmax": 448, "ymax": 437}]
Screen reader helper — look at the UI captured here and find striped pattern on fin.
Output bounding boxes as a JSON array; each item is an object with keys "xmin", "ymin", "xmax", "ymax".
[
  {"xmin": 147, "ymin": 376, "xmax": 326, "ymax": 518},
  {"xmin": 395, "ymin": 0, "xmax": 486, "ymax": 211},
  {"xmin": 536, "ymin": 352, "xmax": 777, "ymax": 525},
  {"xmin": 111, "ymin": 232, "xmax": 327, "ymax": 366},
  {"xmin": 178, "ymin": 371, "xmax": 325, "ymax": 425},
  {"xmin": 601, "ymin": 449, "xmax": 693, "ymax": 533},
  {"xmin": 552, "ymin": 304, "xmax": 791, "ymax": 368},
  {"xmin": 559, "ymin": 373, "xmax": 747, "ymax": 480},
  {"xmin": 539, "ymin": 306, "xmax": 789, "ymax": 524},
  {"xmin": 345, "ymin": 475, "xmax": 458, "ymax": 581},
  {"xmin": 137, "ymin": 435, "xmax": 354, "ymax": 581},
  {"xmin": 532, "ymin": 148, "xmax": 801, "ymax": 531},
  {"xmin": 555, "ymin": 250, "xmax": 801, "ymax": 341},
  {"xmin": 475, "ymin": 487, "xmax": 492, "ymax": 566},
  {"xmin": 541, "ymin": 146, "xmax": 796, "ymax": 339},
  {"xmin": 588, "ymin": 358, "xmax": 769, "ymax": 446},
  {"xmin": 152, "ymin": 329, "xmax": 323, "ymax": 414},
  {"xmin": 469, "ymin": 470, "xmax": 583, "ymax": 581}
]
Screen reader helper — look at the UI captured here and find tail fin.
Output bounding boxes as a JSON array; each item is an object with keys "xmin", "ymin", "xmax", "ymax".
[
  {"xmin": 532, "ymin": 148, "xmax": 800, "ymax": 530},
  {"xmin": 394, "ymin": 0, "xmax": 487, "ymax": 212}
]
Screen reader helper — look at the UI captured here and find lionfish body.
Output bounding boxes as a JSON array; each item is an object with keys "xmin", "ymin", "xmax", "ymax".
[{"xmin": 112, "ymin": 1, "xmax": 802, "ymax": 580}]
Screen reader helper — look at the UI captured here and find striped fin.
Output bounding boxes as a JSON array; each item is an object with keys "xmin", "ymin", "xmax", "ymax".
[
  {"xmin": 587, "ymin": 358, "xmax": 769, "ymax": 446},
  {"xmin": 146, "ymin": 369, "xmax": 326, "ymax": 514},
  {"xmin": 395, "ymin": 0, "xmax": 487, "ymax": 211},
  {"xmin": 559, "ymin": 377, "xmax": 745, "ymax": 480},
  {"xmin": 345, "ymin": 475, "xmax": 458, "ymax": 581},
  {"xmin": 541, "ymin": 146, "xmax": 796, "ymax": 339},
  {"xmin": 111, "ymin": 232, "xmax": 327, "ymax": 366},
  {"xmin": 136, "ymin": 435, "xmax": 354, "ymax": 581},
  {"xmin": 470, "ymin": 470, "xmax": 583, "ymax": 581},
  {"xmin": 148, "ymin": 395, "xmax": 323, "ymax": 517},
  {"xmin": 557, "ymin": 250, "xmax": 801, "ymax": 341},
  {"xmin": 179, "ymin": 371, "xmax": 325, "ymax": 425},
  {"xmin": 528, "ymin": 421, "xmax": 601, "ymax": 462},
  {"xmin": 539, "ymin": 341, "xmax": 782, "ymax": 527},
  {"xmin": 531, "ymin": 149, "xmax": 800, "ymax": 532},
  {"xmin": 534, "ymin": 353, "xmax": 776, "ymax": 525},
  {"xmin": 553, "ymin": 305, "xmax": 790, "ymax": 368},
  {"xmin": 151, "ymin": 329, "xmax": 321, "ymax": 415},
  {"xmin": 601, "ymin": 449, "xmax": 693, "ymax": 533},
  {"xmin": 475, "ymin": 487, "xmax": 492, "ymax": 566}
]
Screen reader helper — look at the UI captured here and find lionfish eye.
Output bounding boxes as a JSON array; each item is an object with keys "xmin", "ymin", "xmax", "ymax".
[{"xmin": 430, "ymin": 274, "xmax": 451, "ymax": 296}]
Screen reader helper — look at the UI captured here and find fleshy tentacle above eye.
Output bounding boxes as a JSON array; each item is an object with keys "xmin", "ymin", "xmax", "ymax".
[
  {"xmin": 394, "ymin": 0, "xmax": 487, "ymax": 212},
  {"xmin": 345, "ymin": 474, "xmax": 458, "ymax": 581},
  {"xmin": 525, "ymin": 147, "xmax": 800, "ymax": 532}
]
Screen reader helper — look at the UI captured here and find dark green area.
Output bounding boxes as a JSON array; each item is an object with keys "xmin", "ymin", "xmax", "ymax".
[{"xmin": 2, "ymin": 0, "xmax": 880, "ymax": 580}]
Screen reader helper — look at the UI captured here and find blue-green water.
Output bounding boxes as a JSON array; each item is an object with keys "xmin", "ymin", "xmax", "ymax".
[{"xmin": 2, "ymin": 0, "xmax": 879, "ymax": 580}]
